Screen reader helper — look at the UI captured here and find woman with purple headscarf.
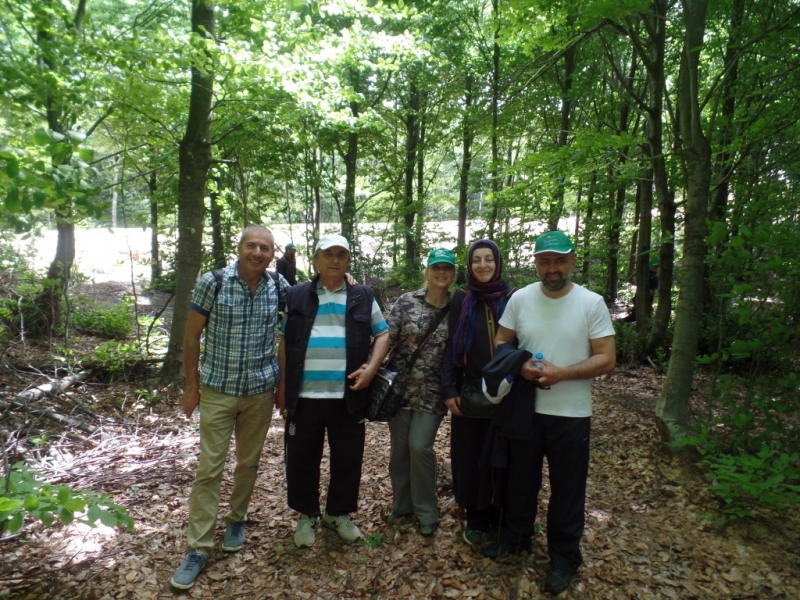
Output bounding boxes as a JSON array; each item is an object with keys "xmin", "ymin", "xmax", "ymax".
[{"xmin": 441, "ymin": 239, "xmax": 513, "ymax": 547}]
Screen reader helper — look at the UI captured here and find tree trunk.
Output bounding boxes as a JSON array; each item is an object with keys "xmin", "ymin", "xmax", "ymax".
[
  {"xmin": 635, "ymin": 167, "xmax": 654, "ymax": 332},
  {"xmin": 656, "ymin": 0, "xmax": 712, "ymax": 443},
  {"xmin": 548, "ymin": 36, "xmax": 577, "ymax": 231},
  {"xmin": 415, "ymin": 92, "xmax": 427, "ymax": 257},
  {"xmin": 341, "ymin": 100, "xmax": 359, "ymax": 243},
  {"xmin": 581, "ymin": 172, "xmax": 596, "ymax": 281},
  {"xmin": 639, "ymin": 0, "xmax": 676, "ymax": 356},
  {"xmin": 457, "ymin": 74, "xmax": 474, "ymax": 285},
  {"xmin": 488, "ymin": 0, "xmax": 501, "ymax": 239},
  {"xmin": 403, "ymin": 81, "xmax": 419, "ymax": 275},
  {"xmin": 148, "ymin": 170, "xmax": 161, "ymax": 283},
  {"xmin": 209, "ymin": 175, "xmax": 225, "ymax": 269},
  {"xmin": 160, "ymin": 0, "xmax": 216, "ymax": 382}
]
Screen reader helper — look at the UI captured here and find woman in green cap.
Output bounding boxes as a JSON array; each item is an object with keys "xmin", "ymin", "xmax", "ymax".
[{"xmin": 383, "ymin": 247, "xmax": 455, "ymax": 536}]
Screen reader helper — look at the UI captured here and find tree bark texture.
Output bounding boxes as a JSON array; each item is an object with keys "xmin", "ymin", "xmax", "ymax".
[
  {"xmin": 656, "ymin": 0, "xmax": 712, "ymax": 443},
  {"xmin": 160, "ymin": 0, "xmax": 216, "ymax": 382},
  {"xmin": 457, "ymin": 74, "xmax": 473, "ymax": 285}
]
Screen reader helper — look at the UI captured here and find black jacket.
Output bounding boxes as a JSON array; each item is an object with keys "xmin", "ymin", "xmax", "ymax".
[
  {"xmin": 480, "ymin": 344, "xmax": 537, "ymax": 471},
  {"xmin": 282, "ymin": 276, "xmax": 375, "ymax": 416}
]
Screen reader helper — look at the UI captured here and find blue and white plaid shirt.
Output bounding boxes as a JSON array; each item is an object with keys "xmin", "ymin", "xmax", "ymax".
[{"xmin": 188, "ymin": 261, "xmax": 290, "ymax": 396}]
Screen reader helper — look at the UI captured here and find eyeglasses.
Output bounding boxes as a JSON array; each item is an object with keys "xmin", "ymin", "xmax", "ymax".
[{"xmin": 430, "ymin": 264, "xmax": 455, "ymax": 272}]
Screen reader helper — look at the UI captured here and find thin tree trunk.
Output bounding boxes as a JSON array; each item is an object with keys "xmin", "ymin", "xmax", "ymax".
[
  {"xmin": 160, "ymin": 0, "xmax": 216, "ymax": 382},
  {"xmin": 148, "ymin": 170, "xmax": 161, "ymax": 283},
  {"xmin": 457, "ymin": 74, "xmax": 474, "ymax": 285},
  {"xmin": 403, "ymin": 81, "xmax": 419, "ymax": 275},
  {"xmin": 656, "ymin": 0, "xmax": 712, "ymax": 443},
  {"xmin": 488, "ymin": 0, "xmax": 501, "ymax": 239}
]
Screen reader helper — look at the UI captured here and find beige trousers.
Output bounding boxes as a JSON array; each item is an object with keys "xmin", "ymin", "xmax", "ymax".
[{"xmin": 186, "ymin": 385, "xmax": 274, "ymax": 554}]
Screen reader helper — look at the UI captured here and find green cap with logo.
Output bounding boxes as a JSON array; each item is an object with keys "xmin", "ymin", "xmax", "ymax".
[
  {"xmin": 427, "ymin": 247, "xmax": 456, "ymax": 267},
  {"xmin": 534, "ymin": 230, "xmax": 575, "ymax": 255}
]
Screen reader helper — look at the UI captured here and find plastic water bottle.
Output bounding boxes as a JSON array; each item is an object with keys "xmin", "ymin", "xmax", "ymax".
[{"xmin": 531, "ymin": 352, "xmax": 546, "ymax": 371}]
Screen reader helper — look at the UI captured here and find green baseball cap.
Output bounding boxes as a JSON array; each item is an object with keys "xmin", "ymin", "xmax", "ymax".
[
  {"xmin": 285, "ymin": 243, "xmax": 297, "ymax": 250},
  {"xmin": 534, "ymin": 230, "xmax": 575, "ymax": 255},
  {"xmin": 427, "ymin": 247, "xmax": 456, "ymax": 267}
]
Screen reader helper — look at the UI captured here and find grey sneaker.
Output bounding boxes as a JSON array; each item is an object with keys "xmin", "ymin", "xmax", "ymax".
[
  {"xmin": 386, "ymin": 511, "xmax": 412, "ymax": 524},
  {"xmin": 322, "ymin": 513, "xmax": 363, "ymax": 542},
  {"xmin": 170, "ymin": 549, "xmax": 208, "ymax": 590},
  {"xmin": 221, "ymin": 520, "xmax": 245, "ymax": 552},
  {"xmin": 419, "ymin": 521, "xmax": 439, "ymax": 537},
  {"xmin": 294, "ymin": 514, "xmax": 319, "ymax": 548}
]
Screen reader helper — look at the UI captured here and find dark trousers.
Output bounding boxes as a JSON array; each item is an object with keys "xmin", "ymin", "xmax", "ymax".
[
  {"xmin": 501, "ymin": 414, "xmax": 590, "ymax": 570},
  {"xmin": 285, "ymin": 398, "xmax": 366, "ymax": 517}
]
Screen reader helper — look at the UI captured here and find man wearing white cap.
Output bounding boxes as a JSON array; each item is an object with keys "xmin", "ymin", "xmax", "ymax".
[
  {"xmin": 277, "ymin": 234, "xmax": 390, "ymax": 549},
  {"xmin": 482, "ymin": 230, "xmax": 616, "ymax": 595}
]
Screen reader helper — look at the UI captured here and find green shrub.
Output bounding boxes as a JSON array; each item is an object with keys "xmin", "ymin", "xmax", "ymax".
[
  {"xmin": 700, "ymin": 444, "xmax": 800, "ymax": 525},
  {"xmin": 0, "ymin": 462, "xmax": 134, "ymax": 534},
  {"xmin": 92, "ymin": 339, "xmax": 144, "ymax": 376},
  {"xmin": 71, "ymin": 294, "xmax": 134, "ymax": 339}
]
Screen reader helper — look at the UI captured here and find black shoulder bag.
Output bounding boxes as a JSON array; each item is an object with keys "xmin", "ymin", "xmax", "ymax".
[{"xmin": 367, "ymin": 304, "xmax": 450, "ymax": 422}]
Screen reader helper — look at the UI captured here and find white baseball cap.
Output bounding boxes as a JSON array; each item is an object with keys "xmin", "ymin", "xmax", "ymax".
[{"xmin": 315, "ymin": 234, "xmax": 350, "ymax": 253}]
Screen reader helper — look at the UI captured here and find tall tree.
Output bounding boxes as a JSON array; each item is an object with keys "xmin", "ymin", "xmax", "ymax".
[
  {"xmin": 656, "ymin": 0, "xmax": 712, "ymax": 443},
  {"xmin": 160, "ymin": 0, "xmax": 216, "ymax": 381}
]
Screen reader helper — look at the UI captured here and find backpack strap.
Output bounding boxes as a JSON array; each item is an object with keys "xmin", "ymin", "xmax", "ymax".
[{"xmin": 210, "ymin": 268, "xmax": 286, "ymax": 314}]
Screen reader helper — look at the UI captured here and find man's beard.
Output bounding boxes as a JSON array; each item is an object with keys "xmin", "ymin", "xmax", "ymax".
[{"xmin": 542, "ymin": 275, "xmax": 569, "ymax": 291}]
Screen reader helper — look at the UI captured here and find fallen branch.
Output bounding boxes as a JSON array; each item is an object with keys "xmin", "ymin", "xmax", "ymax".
[{"xmin": 3, "ymin": 370, "xmax": 97, "ymax": 434}]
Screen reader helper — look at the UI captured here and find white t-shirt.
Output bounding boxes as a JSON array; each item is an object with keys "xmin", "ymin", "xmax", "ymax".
[{"xmin": 498, "ymin": 282, "xmax": 614, "ymax": 417}]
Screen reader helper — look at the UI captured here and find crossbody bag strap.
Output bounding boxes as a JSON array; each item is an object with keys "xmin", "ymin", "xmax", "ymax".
[{"xmin": 402, "ymin": 303, "xmax": 450, "ymax": 372}]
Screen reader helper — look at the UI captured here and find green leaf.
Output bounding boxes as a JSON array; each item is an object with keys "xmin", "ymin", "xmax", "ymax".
[
  {"xmin": 99, "ymin": 509, "xmax": 118, "ymax": 528},
  {"xmin": 40, "ymin": 511, "xmax": 54, "ymax": 527},
  {"xmin": 23, "ymin": 495, "xmax": 39, "ymax": 511},
  {"xmin": 65, "ymin": 498, "xmax": 86, "ymax": 512},
  {"xmin": 33, "ymin": 128, "xmax": 52, "ymax": 146},
  {"xmin": 56, "ymin": 486, "xmax": 71, "ymax": 505},
  {"xmin": 5, "ymin": 185, "xmax": 20, "ymax": 213},
  {"xmin": 79, "ymin": 147, "xmax": 95, "ymax": 163},
  {"xmin": 0, "ymin": 497, "xmax": 22, "ymax": 511},
  {"xmin": 88, "ymin": 504, "xmax": 102, "ymax": 523},
  {"xmin": 6, "ymin": 512, "xmax": 24, "ymax": 534},
  {"xmin": 33, "ymin": 189, "xmax": 47, "ymax": 208},
  {"xmin": 5, "ymin": 159, "xmax": 20, "ymax": 178},
  {"xmin": 58, "ymin": 506, "xmax": 74, "ymax": 526}
]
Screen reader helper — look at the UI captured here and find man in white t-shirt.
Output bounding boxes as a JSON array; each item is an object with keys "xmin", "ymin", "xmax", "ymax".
[{"xmin": 482, "ymin": 230, "xmax": 616, "ymax": 595}]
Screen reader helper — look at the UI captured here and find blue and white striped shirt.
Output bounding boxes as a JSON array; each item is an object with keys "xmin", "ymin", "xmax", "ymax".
[
  {"xmin": 298, "ymin": 280, "xmax": 388, "ymax": 398},
  {"xmin": 188, "ymin": 261, "xmax": 290, "ymax": 397}
]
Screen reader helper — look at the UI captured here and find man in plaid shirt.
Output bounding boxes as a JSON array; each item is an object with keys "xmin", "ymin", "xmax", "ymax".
[{"xmin": 171, "ymin": 225, "xmax": 290, "ymax": 590}]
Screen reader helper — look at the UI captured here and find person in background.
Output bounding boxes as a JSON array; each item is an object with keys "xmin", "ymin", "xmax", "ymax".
[
  {"xmin": 277, "ymin": 234, "xmax": 390, "ymax": 549},
  {"xmin": 385, "ymin": 248, "xmax": 455, "ymax": 536},
  {"xmin": 276, "ymin": 242, "xmax": 298, "ymax": 286},
  {"xmin": 441, "ymin": 239, "xmax": 513, "ymax": 546},
  {"xmin": 171, "ymin": 225, "xmax": 290, "ymax": 590},
  {"xmin": 484, "ymin": 230, "xmax": 616, "ymax": 596}
]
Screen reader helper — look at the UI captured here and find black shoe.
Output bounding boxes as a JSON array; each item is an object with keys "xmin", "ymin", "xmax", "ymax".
[
  {"xmin": 481, "ymin": 540, "xmax": 530, "ymax": 559},
  {"xmin": 544, "ymin": 564, "xmax": 575, "ymax": 594}
]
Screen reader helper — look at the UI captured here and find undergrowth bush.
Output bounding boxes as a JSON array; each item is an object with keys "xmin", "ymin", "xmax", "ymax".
[
  {"xmin": 91, "ymin": 339, "xmax": 144, "ymax": 378},
  {"xmin": 71, "ymin": 294, "xmax": 134, "ymax": 339},
  {"xmin": 0, "ymin": 462, "xmax": 134, "ymax": 534},
  {"xmin": 698, "ymin": 443, "xmax": 800, "ymax": 526}
]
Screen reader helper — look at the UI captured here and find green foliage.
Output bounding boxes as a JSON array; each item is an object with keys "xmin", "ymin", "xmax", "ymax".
[
  {"xmin": 71, "ymin": 294, "xmax": 134, "ymax": 339},
  {"xmin": 0, "ymin": 462, "xmax": 134, "ymax": 535},
  {"xmin": 698, "ymin": 444, "xmax": 800, "ymax": 526},
  {"xmin": 359, "ymin": 532, "xmax": 386, "ymax": 549},
  {"xmin": 91, "ymin": 339, "xmax": 145, "ymax": 378}
]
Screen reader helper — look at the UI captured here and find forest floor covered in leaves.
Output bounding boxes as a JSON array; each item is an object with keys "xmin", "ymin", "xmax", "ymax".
[{"xmin": 2, "ymin": 351, "xmax": 799, "ymax": 600}]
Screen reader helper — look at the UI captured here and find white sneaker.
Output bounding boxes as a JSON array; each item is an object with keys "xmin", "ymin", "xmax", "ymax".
[
  {"xmin": 294, "ymin": 514, "xmax": 319, "ymax": 548},
  {"xmin": 322, "ymin": 513, "xmax": 363, "ymax": 542}
]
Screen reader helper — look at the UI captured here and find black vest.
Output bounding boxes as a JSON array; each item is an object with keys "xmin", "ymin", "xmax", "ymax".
[{"xmin": 283, "ymin": 277, "xmax": 375, "ymax": 416}]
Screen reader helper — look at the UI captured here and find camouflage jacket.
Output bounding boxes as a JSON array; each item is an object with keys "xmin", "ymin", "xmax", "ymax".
[{"xmin": 385, "ymin": 288, "xmax": 451, "ymax": 415}]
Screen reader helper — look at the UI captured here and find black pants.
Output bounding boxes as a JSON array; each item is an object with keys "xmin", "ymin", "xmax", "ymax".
[
  {"xmin": 501, "ymin": 414, "xmax": 590, "ymax": 570},
  {"xmin": 285, "ymin": 398, "xmax": 366, "ymax": 517}
]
